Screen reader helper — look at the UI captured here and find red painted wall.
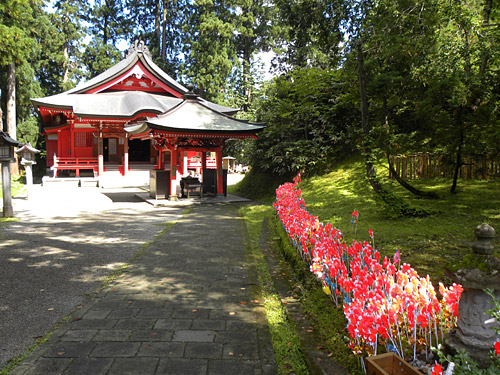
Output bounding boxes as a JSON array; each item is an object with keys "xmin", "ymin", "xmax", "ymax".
[
  {"xmin": 59, "ymin": 129, "xmax": 70, "ymax": 157},
  {"xmin": 46, "ymin": 140, "xmax": 58, "ymax": 167}
]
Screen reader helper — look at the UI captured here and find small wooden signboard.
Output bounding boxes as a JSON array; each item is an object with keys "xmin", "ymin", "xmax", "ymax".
[{"xmin": 365, "ymin": 352, "xmax": 422, "ymax": 375}]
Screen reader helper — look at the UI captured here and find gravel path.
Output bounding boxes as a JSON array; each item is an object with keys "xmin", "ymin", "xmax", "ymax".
[{"xmin": 0, "ymin": 186, "xmax": 185, "ymax": 368}]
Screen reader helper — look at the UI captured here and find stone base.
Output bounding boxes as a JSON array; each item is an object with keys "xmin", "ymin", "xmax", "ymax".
[{"xmin": 445, "ymin": 330, "xmax": 492, "ymax": 369}]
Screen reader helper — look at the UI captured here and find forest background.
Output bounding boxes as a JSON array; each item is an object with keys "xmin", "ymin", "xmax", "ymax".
[{"xmin": 1, "ymin": 0, "xmax": 499, "ymax": 200}]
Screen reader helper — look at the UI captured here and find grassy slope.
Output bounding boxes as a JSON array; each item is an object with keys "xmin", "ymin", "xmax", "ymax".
[{"xmin": 300, "ymin": 157, "xmax": 500, "ymax": 284}]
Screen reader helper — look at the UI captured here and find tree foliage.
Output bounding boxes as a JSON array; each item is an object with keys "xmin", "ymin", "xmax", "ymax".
[
  {"xmin": 252, "ymin": 68, "xmax": 357, "ymax": 175},
  {"xmin": 82, "ymin": 0, "xmax": 131, "ymax": 76},
  {"xmin": 181, "ymin": 0, "xmax": 238, "ymax": 102},
  {"xmin": 0, "ymin": 0, "xmax": 35, "ymax": 67},
  {"xmin": 126, "ymin": 0, "xmax": 188, "ymax": 78}
]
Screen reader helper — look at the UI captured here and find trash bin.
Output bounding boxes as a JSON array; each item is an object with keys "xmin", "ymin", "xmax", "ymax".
[{"xmin": 150, "ymin": 169, "xmax": 170, "ymax": 199}]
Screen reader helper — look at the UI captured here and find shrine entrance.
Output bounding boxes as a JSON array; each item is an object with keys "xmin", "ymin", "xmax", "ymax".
[{"xmin": 103, "ymin": 138, "xmax": 119, "ymax": 163}]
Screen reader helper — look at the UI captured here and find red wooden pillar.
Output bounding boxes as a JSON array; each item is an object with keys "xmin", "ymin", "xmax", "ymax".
[
  {"xmin": 158, "ymin": 149, "xmax": 164, "ymax": 170},
  {"xmin": 216, "ymin": 147, "xmax": 223, "ymax": 195},
  {"xmin": 178, "ymin": 149, "xmax": 184, "ymax": 175},
  {"xmin": 123, "ymin": 136, "xmax": 129, "ymax": 175},
  {"xmin": 98, "ymin": 132, "xmax": 104, "ymax": 176},
  {"xmin": 57, "ymin": 130, "xmax": 62, "ymax": 158},
  {"xmin": 169, "ymin": 148, "xmax": 178, "ymax": 200},
  {"xmin": 201, "ymin": 152, "xmax": 207, "ymax": 170},
  {"xmin": 201, "ymin": 151, "xmax": 207, "ymax": 183},
  {"xmin": 70, "ymin": 123, "xmax": 75, "ymax": 157},
  {"xmin": 183, "ymin": 151, "xmax": 188, "ymax": 175}
]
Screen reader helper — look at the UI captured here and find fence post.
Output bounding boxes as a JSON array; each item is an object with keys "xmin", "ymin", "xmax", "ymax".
[
  {"xmin": 396, "ymin": 155, "xmax": 400, "ymax": 180},
  {"xmin": 388, "ymin": 155, "xmax": 392, "ymax": 179}
]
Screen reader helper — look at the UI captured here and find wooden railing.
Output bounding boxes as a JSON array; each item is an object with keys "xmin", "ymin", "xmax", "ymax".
[
  {"xmin": 389, "ymin": 153, "xmax": 500, "ymax": 180},
  {"xmin": 52, "ymin": 155, "xmax": 99, "ymax": 177}
]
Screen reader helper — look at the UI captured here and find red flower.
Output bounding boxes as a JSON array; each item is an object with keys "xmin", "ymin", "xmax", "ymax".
[
  {"xmin": 275, "ymin": 175, "xmax": 465, "ymax": 360},
  {"xmin": 368, "ymin": 229, "xmax": 373, "ymax": 238},
  {"xmin": 495, "ymin": 341, "xmax": 500, "ymax": 356},
  {"xmin": 432, "ymin": 363, "xmax": 443, "ymax": 375}
]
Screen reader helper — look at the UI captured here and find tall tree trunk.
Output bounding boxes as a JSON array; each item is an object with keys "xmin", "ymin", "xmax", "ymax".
[
  {"xmin": 357, "ymin": 41, "xmax": 427, "ymax": 217},
  {"xmin": 381, "ymin": 95, "xmax": 439, "ymax": 199},
  {"xmin": 356, "ymin": 40, "xmax": 382, "ymax": 192},
  {"xmin": 357, "ymin": 40, "xmax": 369, "ymax": 136},
  {"xmin": 480, "ymin": 0, "xmax": 493, "ymax": 75},
  {"xmin": 6, "ymin": 63, "xmax": 18, "ymax": 175},
  {"xmin": 450, "ymin": 109, "xmax": 464, "ymax": 194},
  {"xmin": 242, "ymin": 46, "xmax": 251, "ymax": 112},
  {"xmin": 103, "ymin": 15, "xmax": 109, "ymax": 47},
  {"xmin": 62, "ymin": 10, "xmax": 70, "ymax": 85},
  {"xmin": 161, "ymin": 1, "xmax": 167, "ymax": 60},
  {"xmin": 155, "ymin": 0, "xmax": 161, "ymax": 42},
  {"xmin": 62, "ymin": 44, "xmax": 70, "ymax": 84}
]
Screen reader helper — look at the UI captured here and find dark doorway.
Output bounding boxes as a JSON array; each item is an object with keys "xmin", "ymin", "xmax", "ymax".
[
  {"xmin": 103, "ymin": 138, "xmax": 118, "ymax": 163},
  {"xmin": 129, "ymin": 139, "xmax": 150, "ymax": 162},
  {"xmin": 103, "ymin": 138, "xmax": 109, "ymax": 162}
]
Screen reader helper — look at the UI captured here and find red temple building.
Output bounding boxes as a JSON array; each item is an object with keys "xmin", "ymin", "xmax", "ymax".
[{"xmin": 31, "ymin": 41, "xmax": 264, "ymax": 198}]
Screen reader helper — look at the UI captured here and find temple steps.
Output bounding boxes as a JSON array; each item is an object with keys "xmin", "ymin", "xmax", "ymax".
[
  {"xmin": 99, "ymin": 164, "xmax": 153, "ymax": 188},
  {"xmin": 42, "ymin": 164, "xmax": 154, "ymax": 189}
]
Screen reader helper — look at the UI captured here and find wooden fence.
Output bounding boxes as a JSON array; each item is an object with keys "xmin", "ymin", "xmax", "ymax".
[{"xmin": 389, "ymin": 153, "xmax": 500, "ymax": 180}]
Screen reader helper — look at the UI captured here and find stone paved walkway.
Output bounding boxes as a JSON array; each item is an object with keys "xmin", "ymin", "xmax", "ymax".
[{"xmin": 10, "ymin": 204, "xmax": 276, "ymax": 375}]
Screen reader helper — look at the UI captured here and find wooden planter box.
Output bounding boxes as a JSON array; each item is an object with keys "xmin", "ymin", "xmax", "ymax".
[{"xmin": 365, "ymin": 353, "xmax": 421, "ymax": 375}]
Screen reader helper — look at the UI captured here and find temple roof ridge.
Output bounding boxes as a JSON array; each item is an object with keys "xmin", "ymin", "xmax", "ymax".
[{"xmin": 63, "ymin": 48, "xmax": 187, "ymax": 96}]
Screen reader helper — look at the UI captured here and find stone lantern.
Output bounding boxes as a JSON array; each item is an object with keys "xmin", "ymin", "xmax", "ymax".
[
  {"xmin": 0, "ymin": 131, "xmax": 19, "ymax": 162},
  {"xmin": 0, "ymin": 131, "xmax": 23, "ymax": 217},
  {"xmin": 16, "ymin": 143, "xmax": 40, "ymax": 199},
  {"xmin": 446, "ymin": 223, "xmax": 500, "ymax": 367}
]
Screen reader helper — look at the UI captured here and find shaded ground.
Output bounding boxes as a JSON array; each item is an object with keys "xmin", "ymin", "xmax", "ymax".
[{"xmin": 0, "ymin": 186, "xmax": 185, "ymax": 368}]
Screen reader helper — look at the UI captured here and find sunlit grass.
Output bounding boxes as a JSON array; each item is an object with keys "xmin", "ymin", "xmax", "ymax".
[
  {"xmin": 0, "ymin": 175, "xmax": 26, "ymax": 200},
  {"xmin": 240, "ymin": 205, "xmax": 310, "ymax": 375},
  {"xmin": 300, "ymin": 157, "xmax": 500, "ymax": 283}
]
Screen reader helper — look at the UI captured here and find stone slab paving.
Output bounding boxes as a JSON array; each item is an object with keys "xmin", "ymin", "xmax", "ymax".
[{"xmin": 10, "ymin": 204, "xmax": 276, "ymax": 374}]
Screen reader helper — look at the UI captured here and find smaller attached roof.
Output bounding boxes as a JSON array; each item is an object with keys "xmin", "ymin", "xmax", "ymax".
[{"xmin": 126, "ymin": 100, "xmax": 264, "ymax": 137}]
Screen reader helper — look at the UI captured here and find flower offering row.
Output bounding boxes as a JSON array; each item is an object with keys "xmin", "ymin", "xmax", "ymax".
[{"xmin": 273, "ymin": 174, "xmax": 463, "ymax": 361}]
